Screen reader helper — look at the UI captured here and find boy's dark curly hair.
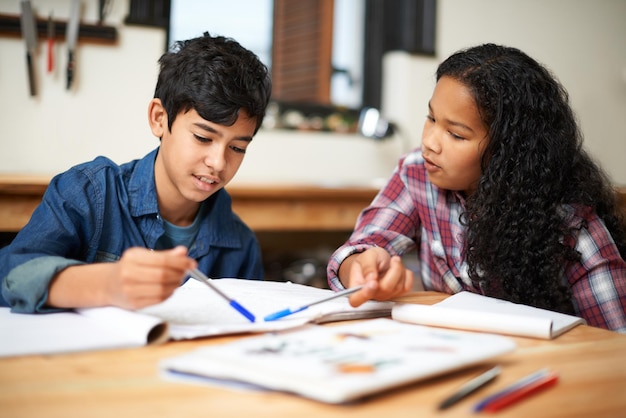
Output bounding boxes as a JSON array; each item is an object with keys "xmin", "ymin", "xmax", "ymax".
[
  {"xmin": 436, "ymin": 44, "xmax": 626, "ymax": 313},
  {"xmin": 154, "ymin": 32, "xmax": 272, "ymax": 134}
]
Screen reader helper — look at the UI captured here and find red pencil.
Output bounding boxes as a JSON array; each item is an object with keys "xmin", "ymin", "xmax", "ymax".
[{"xmin": 482, "ymin": 371, "xmax": 559, "ymax": 413}]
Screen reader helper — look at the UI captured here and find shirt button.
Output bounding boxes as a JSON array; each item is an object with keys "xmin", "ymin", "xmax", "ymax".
[{"xmin": 430, "ymin": 240, "xmax": 444, "ymax": 257}]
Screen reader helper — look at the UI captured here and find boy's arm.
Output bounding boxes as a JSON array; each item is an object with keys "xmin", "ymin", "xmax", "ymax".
[
  {"xmin": 47, "ymin": 246, "xmax": 196, "ymax": 310},
  {"xmin": 1, "ymin": 168, "xmax": 102, "ymax": 312}
]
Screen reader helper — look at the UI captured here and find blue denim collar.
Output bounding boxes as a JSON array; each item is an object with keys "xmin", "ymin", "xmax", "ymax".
[{"xmin": 127, "ymin": 148, "xmax": 160, "ymax": 218}]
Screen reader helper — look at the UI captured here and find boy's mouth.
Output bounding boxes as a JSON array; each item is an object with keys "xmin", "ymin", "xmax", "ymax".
[{"xmin": 195, "ymin": 175, "xmax": 219, "ymax": 185}]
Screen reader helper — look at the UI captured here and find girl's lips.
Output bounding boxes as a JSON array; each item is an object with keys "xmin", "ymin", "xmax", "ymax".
[{"xmin": 423, "ymin": 156, "xmax": 441, "ymax": 171}]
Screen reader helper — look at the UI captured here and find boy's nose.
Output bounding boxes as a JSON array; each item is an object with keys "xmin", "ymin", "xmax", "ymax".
[{"xmin": 204, "ymin": 148, "xmax": 226, "ymax": 171}]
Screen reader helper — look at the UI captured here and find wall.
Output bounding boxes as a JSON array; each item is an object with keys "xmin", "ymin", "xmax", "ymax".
[
  {"xmin": 0, "ymin": 0, "xmax": 163, "ymax": 175},
  {"xmin": 1, "ymin": 0, "xmax": 625, "ymax": 186}
]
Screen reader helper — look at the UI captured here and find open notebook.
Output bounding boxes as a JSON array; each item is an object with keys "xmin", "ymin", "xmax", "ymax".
[
  {"xmin": 0, "ymin": 279, "xmax": 392, "ymax": 357},
  {"xmin": 161, "ymin": 318, "xmax": 516, "ymax": 404}
]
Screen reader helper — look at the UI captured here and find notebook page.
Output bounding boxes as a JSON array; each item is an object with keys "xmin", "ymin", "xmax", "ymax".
[{"xmin": 140, "ymin": 279, "xmax": 392, "ymax": 339}]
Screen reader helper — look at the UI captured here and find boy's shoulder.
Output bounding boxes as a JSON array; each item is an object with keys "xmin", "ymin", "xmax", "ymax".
[
  {"xmin": 50, "ymin": 150, "xmax": 157, "ymax": 192},
  {"xmin": 49, "ymin": 155, "xmax": 120, "ymax": 186},
  {"xmin": 62, "ymin": 150, "xmax": 157, "ymax": 181},
  {"xmin": 70, "ymin": 155, "xmax": 120, "ymax": 174}
]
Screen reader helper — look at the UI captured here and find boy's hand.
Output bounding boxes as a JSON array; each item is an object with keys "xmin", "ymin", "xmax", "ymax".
[
  {"xmin": 340, "ymin": 247, "xmax": 414, "ymax": 307},
  {"xmin": 107, "ymin": 246, "xmax": 197, "ymax": 309}
]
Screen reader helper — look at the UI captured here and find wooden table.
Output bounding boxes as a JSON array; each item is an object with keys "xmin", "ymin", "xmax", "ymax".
[
  {"xmin": 0, "ymin": 175, "xmax": 379, "ymax": 232},
  {"xmin": 1, "ymin": 292, "xmax": 625, "ymax": 418}
]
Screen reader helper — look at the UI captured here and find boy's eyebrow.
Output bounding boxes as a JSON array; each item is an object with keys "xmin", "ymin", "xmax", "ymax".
[
  {"xmin": 427, "ymin": 102, "xmax": 475, "ymax": 134},
  {"xmin": 193, "ymin": 122, "xmax": 253, "ymax": 142}
]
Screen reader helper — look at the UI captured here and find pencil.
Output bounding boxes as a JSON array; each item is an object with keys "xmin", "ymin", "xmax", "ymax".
[
  {"xmin": 473, "ymin": 369, "xmax": 558, "ymax": 413},
  {"xmin": 438, "ymin": 366, "xmax": 501, "ymax": 409},
  {"xmin": 481, "ymin": 371, "xmax": 559, "ymax": 412}
]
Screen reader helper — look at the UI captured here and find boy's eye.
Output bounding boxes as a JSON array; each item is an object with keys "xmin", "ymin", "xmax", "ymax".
[
  {"xmin": 231, "ymin": 145, "xmax": 247, "ymax": 154},
  {"xmin": 425, "ymin": 114, "xmax": 435, "ymax": 122},
  {"xmin": 194, "ymin": 134, "xmax": 211, "ymax": 143}
]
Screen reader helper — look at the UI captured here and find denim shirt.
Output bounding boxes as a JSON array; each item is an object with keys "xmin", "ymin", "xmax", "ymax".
[{"xmin": 0, "ymin": 148, "xmax": 263, "ymax": 312}]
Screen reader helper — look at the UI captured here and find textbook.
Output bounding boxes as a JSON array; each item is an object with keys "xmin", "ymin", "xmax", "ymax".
[
  {"xmin": 160, "ymin": 318, "xmax": 516, "ymax": 404},
  {"xmin": 392, "ymin": 291, "xmax": 585, "ymax": 339},
  {"xmin": 0, "ymin": 279, "xmax": 392, "ymax": 357}
]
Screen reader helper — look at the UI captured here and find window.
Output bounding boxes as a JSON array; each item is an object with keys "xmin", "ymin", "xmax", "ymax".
[
  {"xmin": 168, "ymin": 0, "xmax": 435, "ymax": 110},
  {"xmin": 169, "ymin": 0, "xmax": 273, "ymax": 67},
  {"xmin": 169, "ymin": 0, "xmax": 364, "ymax": 108}
]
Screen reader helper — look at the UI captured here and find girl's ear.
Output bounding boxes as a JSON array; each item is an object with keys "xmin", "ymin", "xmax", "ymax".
[{"xmin": 148, "ymin": 98, "xmax": 167, "ymax": 138}]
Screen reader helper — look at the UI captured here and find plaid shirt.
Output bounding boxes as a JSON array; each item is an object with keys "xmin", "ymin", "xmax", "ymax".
[{"xmin": 328, "ymin": 149, "xmax": 626, "ymax": 332}]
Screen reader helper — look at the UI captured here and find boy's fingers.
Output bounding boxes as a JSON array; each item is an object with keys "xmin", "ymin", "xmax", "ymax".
[{"xmin": 124, "ymin": 246, "xmax": 195, "ymax": 270}]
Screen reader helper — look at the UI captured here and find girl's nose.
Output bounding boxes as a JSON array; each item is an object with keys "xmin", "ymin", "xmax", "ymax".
[{"xmin": 422, "ymin": 123, "xmax": 442, "ymax": 154}]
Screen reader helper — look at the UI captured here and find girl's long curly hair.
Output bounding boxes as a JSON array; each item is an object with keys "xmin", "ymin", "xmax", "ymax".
[{"xmin": 437, "ymin": 44, "xmax": 626, "ymax": 313}]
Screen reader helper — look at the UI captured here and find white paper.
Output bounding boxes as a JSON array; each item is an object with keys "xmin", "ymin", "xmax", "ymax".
[
  {"xmin": 140, "ymin": 279, "xmax": 393, "ymax": 340},
  {"xmin": 392, "ymin": 291, "xmax": 585, "ymax": 339},
  {"xmin": 161, "ymin": 318, "xmax": 516, "ymax": 404},
  {"xmin": 0, "ymin": 280, "xmax": 392, "ymax": 356},
  {"xmin": 0, "ymin": 306, "xmax": 163, "ymax": 357}
]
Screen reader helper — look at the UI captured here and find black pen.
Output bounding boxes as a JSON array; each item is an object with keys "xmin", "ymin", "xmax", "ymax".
[{"xmin": 438, "ymin": 366, "xmax": 501, "ymax": 410}]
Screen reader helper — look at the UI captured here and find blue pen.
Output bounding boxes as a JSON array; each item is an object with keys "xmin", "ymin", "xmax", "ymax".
[
  {"xmin": 186, "ymin": 269, "xmax": 256, "ymax": 323},
  {"xmin": 473, "ymin": 368, "xmax": 549, "ymax": 412},
  {"xmin": 264, "ymin": 285, "xmax": 364, "ymax": 321}
]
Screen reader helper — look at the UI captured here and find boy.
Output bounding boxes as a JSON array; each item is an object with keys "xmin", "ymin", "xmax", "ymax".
[{"xmin": 1, "ymin": 33, "xmax": 272, "ymax": 313}]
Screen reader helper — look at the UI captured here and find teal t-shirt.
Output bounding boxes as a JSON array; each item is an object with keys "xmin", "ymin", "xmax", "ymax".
[{"xmin": 155, "ymin": 203, "xmax": 207, "ymax": 250}]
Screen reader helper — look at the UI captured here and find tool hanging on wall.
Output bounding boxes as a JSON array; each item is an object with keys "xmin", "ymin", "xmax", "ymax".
[
  {"xmin": 47, "ymin": 13, "xmax": 55, "ymax": 73},
  {"xmin": 98, "ymin": 0, "xmax": 113, "ymax": 25},
  {"xmin": 66, "ymin": 0, "xmax": 80, "ymax": 90},
  {"xmin": 19, "ymin": 0, "xmax": 37, "ymax": 96}
]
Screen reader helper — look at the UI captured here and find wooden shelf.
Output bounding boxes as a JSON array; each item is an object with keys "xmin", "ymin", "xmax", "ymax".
[
  {"xmin": 0, "ymin": 175, "xmax": 378, "ymax": 233},
  {"xmin": 0, "ymin": 13, "xmax": 117, "ymax": 44},
  {"xmin": 227, "ymin": 184, "xmax": 378, "ymax": 231},
  {"xmin": 2, "ymin": 175, "xmax": 622, "ymax": 234}
]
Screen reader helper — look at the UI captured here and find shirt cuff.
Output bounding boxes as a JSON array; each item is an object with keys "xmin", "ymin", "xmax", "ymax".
[{"xmin": 3, "ymin": 256, "xmax": 84, "ymax": 313}]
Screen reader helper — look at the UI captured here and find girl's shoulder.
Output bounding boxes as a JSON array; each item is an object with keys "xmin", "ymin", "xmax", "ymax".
[{"xmin": 560, "ymin": 203, "xmax": 596, "ymax": 227}]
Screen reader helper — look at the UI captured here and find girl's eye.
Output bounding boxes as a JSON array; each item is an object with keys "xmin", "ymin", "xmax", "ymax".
[
  {"xmin": 425, "ymin": 114, "xmax": 435, "ymax": 123},
  {"xmin": 449, "ymin": 131, "xmax": 465, "ymax": 140}
]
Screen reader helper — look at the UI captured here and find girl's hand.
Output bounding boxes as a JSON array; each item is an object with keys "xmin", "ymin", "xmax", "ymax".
[{"xmin": 339, "ymin": 247, "xmax": 414, "ymax": 307}]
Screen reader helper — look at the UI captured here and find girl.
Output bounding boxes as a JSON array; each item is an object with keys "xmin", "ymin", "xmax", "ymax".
[{"xmin": 327, "ymin": 44, "xmax": 626, "ymax": 332}]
